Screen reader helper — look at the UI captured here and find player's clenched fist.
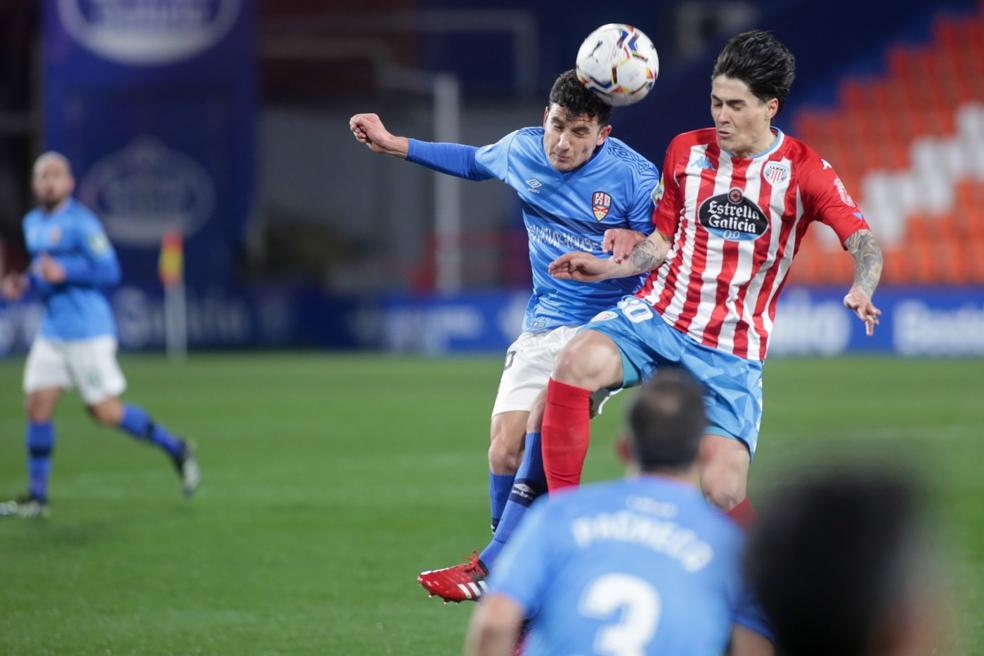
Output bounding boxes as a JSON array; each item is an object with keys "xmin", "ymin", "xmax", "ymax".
[{"xmin": 348, "ymin": 113, "xmax": 410, "ymax": 158}]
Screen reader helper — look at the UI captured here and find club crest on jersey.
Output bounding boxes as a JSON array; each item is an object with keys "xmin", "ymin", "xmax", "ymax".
[
  {"xmin": 763, "ymin": 161, "xmax": 790, "ymax": 185},
  {"xmin": 592, "ymin": 191, "xmax": 612, "ymax": 220},
  {"xmin": 698, "ymin": 187, "xmax": 768, "ymax": 241}
]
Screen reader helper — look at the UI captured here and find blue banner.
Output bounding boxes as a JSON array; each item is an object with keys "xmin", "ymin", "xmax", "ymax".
[
  {"xmin": 2, "ymin": 286, "xmax": 983, "ymax": 358},
  {"xmin": 43, "ymin": 0, "xmax": 255, "ymax": 286}
]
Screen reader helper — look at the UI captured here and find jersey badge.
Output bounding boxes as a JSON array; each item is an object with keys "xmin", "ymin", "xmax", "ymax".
[
  {"xmin": 592, "ymin": 192, "xmax": 612, "ymax": 220},
  {"xmin": 762, "ymin": 161, "xmax": 790, "ymax": 185},
  {"xmin": 526, "ymin": 178, "xmax": 542, "ymax": 194}
]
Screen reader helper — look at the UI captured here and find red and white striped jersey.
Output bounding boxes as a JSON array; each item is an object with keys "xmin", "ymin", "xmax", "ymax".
[{"xmin": 637, "ymin": 128, "xmax": 869, "ymax": 361}]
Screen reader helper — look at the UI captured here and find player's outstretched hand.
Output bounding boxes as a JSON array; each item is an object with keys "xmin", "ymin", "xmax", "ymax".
[
  {"xmin": 603, "ymin": 228, "xmax": 645, "ymax": 263},
  {"xmin": 348, "ymin": 113, "xmax": 409, "ymax": 158},
  {"xmin": 843, "ymin": 287, "xmax": 881, "ymax": 336},
  {"xmin": 549, "ymin": 252, "xmax": 612, "ymax": 282},
  {"xmin": 1, "ymin": 272, "xmax": 27, "ymax": 300}
]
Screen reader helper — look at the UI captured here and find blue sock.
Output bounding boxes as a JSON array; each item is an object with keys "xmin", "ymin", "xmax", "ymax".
[
  {"xmin": 480, "ymin": 432, "xmax": 546, "ymax": 569},
  {"xmin": 118, "ymin": 404, "xmax": 185, "ymax": 459},
  {"xmin": 27, "ymin": 421, "xmax": 54, "ymax": 502},
  {"xmin": 489, "ymin": 472, "xmax": 515, "ymax": 532}
]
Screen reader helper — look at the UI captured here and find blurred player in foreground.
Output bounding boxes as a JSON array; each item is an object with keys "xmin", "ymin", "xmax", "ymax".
[
  {"xmin": 465, "ymin": 369, "xmax": 774, "ymax": 656},
  {"xmin": 544, "ymin": 31, "xmax": 884, "ymax": 516},
  {"xmin": 746, "ymin": 469, "xmax": 946, "ymax": 656},
  {"xmin": 0, "ymin": 152, "xmax": 200, "ymax": 518},
  {"xmin": 350, "ymin": 70, "xmax": 660, "ymax": 600}
]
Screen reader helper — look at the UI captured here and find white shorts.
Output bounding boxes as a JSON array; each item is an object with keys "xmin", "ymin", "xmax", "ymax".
[
  {"xmin": 491, "ymin": 326, "xmax": 617, "ymax": 417},
  {"xmin": 23, "ymin": 336, "xmax": 127, "ymax": 405}
]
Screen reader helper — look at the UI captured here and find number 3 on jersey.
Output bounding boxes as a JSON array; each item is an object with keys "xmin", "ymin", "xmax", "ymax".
[{"xmin": 579, "ymin": 573, "xmax": 662, "ymax": 656}]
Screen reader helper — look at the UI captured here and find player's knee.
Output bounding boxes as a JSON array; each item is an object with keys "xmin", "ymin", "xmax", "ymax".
[
  {"xmin": 488, "ymin": 438, "xmax": 520, "ymax": 474},
  {"xmin": 25, "ymin": 394, "xmax": 54, "ymax": 422},
  {"xmin": 553, "ymin": 339, "xmax": 611, "ymax": 389},
  {"xmin": 702, "ymin": 474, "xmax": 745, "ymax": 511},
  {"xmin": 87, "ymin": 401, "xmax": 122, "ymax": 426}
]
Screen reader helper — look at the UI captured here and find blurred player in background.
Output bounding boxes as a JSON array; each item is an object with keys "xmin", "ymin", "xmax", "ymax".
[
  {"xmin": 745, "ymin": 469, "xmax": 945, "ymax": 656},
  {"xmin": 350, "ymin": 70, "xmax": 660, "ymax": 601},
  {"xmin": 545, "ymin": 31, "xmax": 884, "ymax": 519},
  {"xmin": 465, "ymin": 369, "xmax": 774, "ymax": 656},
  {"xmin": 0, "ymin": 152, "xmax": 200, "ymax": 518}
]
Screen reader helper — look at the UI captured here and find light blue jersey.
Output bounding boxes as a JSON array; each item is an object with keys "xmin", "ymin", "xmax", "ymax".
[
  {"xmin": 23, "ymin": 198, "xmax": 121, "ymax": 340},
  {"xmin": 406, "ymin": 131, "xmax": 659, "ymax": 332},
  {"xmin": 475, "ymin": 129, "xmax": 659, "ymax": 331},
  {"xmin": 487, "ymin": 477, "xmax": 772, "ymax": 655}
]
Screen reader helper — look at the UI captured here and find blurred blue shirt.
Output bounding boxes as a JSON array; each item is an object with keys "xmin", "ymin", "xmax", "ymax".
[
  {"xmin": 486, "ymin": 476, "xmax": 772, "ymax": 655},
  {"xmin": 23, "ymin": 198, "xmax": 121, "ymax": 340}
]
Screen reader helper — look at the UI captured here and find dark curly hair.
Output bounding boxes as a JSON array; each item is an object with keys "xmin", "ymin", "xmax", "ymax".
[
  {"xmin": 712, "ymin": 30, "xmax": 795, "ymax": 115},
  {"xmin": 549, "ymin": 69, "xmax": 612, "ymax": 125}
]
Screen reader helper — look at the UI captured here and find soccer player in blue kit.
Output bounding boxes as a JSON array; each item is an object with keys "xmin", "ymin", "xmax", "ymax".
[
  {"xmin": 465, "ymin": 370, "xmax": 773, "ymax": 656},
  {"xmin": 350, "ymin": 70, "xmax": 661, "ymax": 601},
  {"xmin": 0, "ymin": 152, "xmax": 200, "ymax": 518}
]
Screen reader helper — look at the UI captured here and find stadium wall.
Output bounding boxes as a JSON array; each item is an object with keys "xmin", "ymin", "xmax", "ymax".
[{"xmin": 2, "ymin": 286, "xmax": 983, "ymax": 358}]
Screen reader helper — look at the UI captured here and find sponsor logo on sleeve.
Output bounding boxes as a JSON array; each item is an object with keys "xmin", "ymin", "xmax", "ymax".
[
  {"xmin": 88, "ymin": 232, "xmax": 110, "ymax": 254},
  {"xmin": 697, "ymin": 187, "xmax": 768, "ymax": 241},
  {"xmin": 651, "ymin": 176, "xmax": 664, "ymax": 204},
  {"xmin": 833, "ymin": 177, "xmax": 856, "ymax": 207},
  {"xmin": 592, "ymin": 191, "xmax": 612, "ymax": 220}
]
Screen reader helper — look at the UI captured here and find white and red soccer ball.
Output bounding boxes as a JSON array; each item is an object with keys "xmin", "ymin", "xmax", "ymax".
[{"xmin": 576, "ymin": 23, "xmax": 659, "ymax": 107}]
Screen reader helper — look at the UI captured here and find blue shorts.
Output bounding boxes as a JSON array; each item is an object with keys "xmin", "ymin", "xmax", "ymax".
[{"xmin": 584, "ymin": 296, "xmax": 764, "ymax": 456}]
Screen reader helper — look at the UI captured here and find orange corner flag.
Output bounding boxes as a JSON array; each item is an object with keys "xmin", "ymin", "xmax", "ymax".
[{"xmin": 159, "ymin": 230, "xmax": 184, "ymax": 287}]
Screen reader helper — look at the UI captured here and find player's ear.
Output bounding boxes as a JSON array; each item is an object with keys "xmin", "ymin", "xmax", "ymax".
[
  {"xmin": 596, "ymin": 124, "xmax": 613, "ymax": 146},
  {"xmin": 765, "ymin": 97, "xmax": 779, "ymax": 121},
  {"xmin": 542, "ymin": 106, "xmax": 550, "ymax": 126}
]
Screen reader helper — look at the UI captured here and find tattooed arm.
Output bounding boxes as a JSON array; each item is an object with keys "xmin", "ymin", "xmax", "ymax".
[
  {"xmin": 842, "ymin": 229, "xmax": 884, "ymax": 336},
  {"xmin": 548, "ymin": 231, "xmax": 672, "ymax": 282}
]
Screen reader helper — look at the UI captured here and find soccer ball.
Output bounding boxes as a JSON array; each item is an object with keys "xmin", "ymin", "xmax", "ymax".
[{"xmin": 575, "ymin": 23, "xmax": 659, "ymax": 107}]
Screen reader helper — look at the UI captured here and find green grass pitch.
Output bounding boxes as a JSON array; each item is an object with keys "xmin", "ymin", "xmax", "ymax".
[{"xmin": 0, "ymin": 353, "xmax": 981, "ymax": 655}]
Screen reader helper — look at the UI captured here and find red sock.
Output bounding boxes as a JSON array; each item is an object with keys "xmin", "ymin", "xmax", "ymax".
[
  {"xmin": 541, "ymin": 378, "xmax": 592, "ymax": 492},
  {"xmin": 726, "ymin": 497, "xmax": 757, "ymax": 530}
]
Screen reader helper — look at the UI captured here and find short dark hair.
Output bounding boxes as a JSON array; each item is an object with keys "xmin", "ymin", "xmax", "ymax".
[
  {"xmin": 712, "ymin": 30, "xmax": 795, "ymax": 115},
  {"xmin": 626, "ymin": 369, "xmax": 706, "ymax": 471},
  {"xmin": 745, "ymin": 471, "xmax": 921, "ymax": 656},
  {"xmin": 549, "ymin": 69, "xmax": 612, "ymax": 126}
]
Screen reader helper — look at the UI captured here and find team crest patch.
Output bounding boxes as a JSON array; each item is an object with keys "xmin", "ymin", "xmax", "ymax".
[
  {"xmin": 592, "ymin": 191, "xmax": 612, "ymax": 220},
  {"xmin": 763, "ymin": 161, "xmax": 790, "ymax": 185}
]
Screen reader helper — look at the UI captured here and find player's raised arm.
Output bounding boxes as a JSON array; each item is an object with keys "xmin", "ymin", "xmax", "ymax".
[
  {"xmin": 550, "ymin": 230, "xmax": 671, "ymax": 282},
  {"xmin": 350, "ymin": 112, "xmax": 494, "ymax": 181},
  {"xmin": 348, "ymin": 113, "xmax": 409, "ymax": 158},
  {"xmin": 842, "ymin": 229, "xmax": 883, "ymax": 336}
]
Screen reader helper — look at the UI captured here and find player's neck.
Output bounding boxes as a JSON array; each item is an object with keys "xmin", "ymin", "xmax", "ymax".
[
  {"xmin": 730, "ymin": 127, "xmax": 778, "ymax": 159},
  {"xmin": 632, "ymin": 465, "xmax": 700, "ymax": 488},
  {"xmin": 40, "ymin": 197, "xmax": 70, "ymax": 215}
]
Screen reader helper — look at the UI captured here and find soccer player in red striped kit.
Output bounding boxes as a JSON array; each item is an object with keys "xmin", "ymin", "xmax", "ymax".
[{"xmin": 547, "ymin": 30, "xmax": 884, "ymax": 526}]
